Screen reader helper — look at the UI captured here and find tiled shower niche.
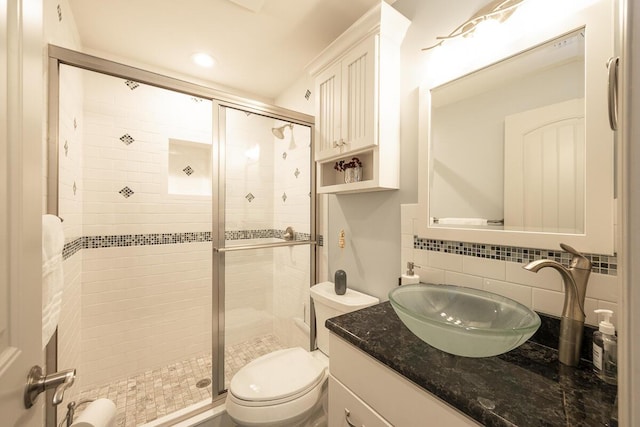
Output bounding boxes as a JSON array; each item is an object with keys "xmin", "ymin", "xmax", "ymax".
[{"xmin": 168, "ymin": 138, "xmax": 212, "ymax": 196}]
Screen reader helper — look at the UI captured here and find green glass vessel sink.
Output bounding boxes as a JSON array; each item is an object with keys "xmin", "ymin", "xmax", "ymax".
[{"xmin": 388, "ymin": 284, "xmax": 541, "ymax": 357}]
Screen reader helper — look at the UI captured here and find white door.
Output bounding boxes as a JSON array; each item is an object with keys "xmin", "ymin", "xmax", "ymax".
[
  {"xmin": 1, "ymin": 0, "xmax": 45, "ymax": 425},
  {"xmin": 504, "ymin": 98, "xmax": 585, "ymax": 233}
]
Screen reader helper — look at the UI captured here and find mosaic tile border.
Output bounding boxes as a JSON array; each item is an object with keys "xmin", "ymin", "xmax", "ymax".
[
  {"xmin": 63, "ymin": 230, "xmax": 315, "ymax": 260},
  {"xmin": 414, "ymin": 237, "xmax": 617, "ymax": 276},
  {"xmin": 62, "ymin": 236, "xmax": 84, "ymax": 260},
  {"xmin": 85, "ymin": 232, "xmax": 212, "ymax": 249}
]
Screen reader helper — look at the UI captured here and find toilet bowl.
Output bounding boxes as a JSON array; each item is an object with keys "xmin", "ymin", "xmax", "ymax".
[{"xmin": 225, "ymin": 281, "xmax": 379, "ymax": 427}]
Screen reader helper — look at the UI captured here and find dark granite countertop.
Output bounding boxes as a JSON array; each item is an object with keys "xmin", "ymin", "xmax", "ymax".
[{"xmin": 326, "ymin": 301, "xmax": 617, "ymax": 427}]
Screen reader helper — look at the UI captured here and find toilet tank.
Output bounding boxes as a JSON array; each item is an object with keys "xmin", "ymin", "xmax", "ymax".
[{"xmin": 310, "ymin": 281, "xmax": 379, "ymax": 356}]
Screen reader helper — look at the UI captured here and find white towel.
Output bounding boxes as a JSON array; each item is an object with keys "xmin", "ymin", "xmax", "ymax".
[
  {"xmin": 42, "ymin": 215, "xmax": 64, "ymax": 349},
  {"xmin": 436, "ymin": 217, "xmax": 488, "ymax": 226}
]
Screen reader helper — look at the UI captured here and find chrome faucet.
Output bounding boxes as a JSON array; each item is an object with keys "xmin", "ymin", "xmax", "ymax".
[{"xmin": 523, "ymin": 243, "xmax": 591, "ymax": 366}]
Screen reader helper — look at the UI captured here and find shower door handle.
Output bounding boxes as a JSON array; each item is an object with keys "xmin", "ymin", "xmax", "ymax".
[
  {"xmin": 607, "ymin": 56, "xmax": 619, "ymax": 131},
  {"xmin": 214, "ymin": 240, "xmax": 317, "ymax": 253}
]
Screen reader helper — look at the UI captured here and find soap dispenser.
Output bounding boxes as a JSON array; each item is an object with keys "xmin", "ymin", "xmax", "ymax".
[{"xmin": 593, "ymin": 309, "xmax": 617, "ymax": 384}]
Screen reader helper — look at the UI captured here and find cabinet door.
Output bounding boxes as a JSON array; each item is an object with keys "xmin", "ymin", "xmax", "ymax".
[
  {"xmin": 341, "ymin": 34, "xmax": 377, "ymax": 154},
  {"xmin": 329, "ymin": 376, "xmax": 392, "ymax": 427},
  {"xmin": 315, "ymin": 61, "xmax": 342, "ymax": 161}
]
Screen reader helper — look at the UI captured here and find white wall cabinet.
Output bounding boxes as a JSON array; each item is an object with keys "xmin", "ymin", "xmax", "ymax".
[
  {"xmin": 315, "ymin": 35, "xmax": 376, "ymax": 162},
  {"xmin": 308, "ymin": 2, "xmax": 410, "ymax": 194},
  {"xmin": 329, "ymin": 333, "xmax": 482, "ymax": 426}
]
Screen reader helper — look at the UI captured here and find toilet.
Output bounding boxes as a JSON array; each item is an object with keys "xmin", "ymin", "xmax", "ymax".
[{"xmin": 225, "ymin": 281, "xmax": 379, "ymax": 426}]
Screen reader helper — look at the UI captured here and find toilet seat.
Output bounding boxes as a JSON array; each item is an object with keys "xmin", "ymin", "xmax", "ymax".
[{"xmin": 229, "ymin": 347, "xmax": 327, "ymax": 407}]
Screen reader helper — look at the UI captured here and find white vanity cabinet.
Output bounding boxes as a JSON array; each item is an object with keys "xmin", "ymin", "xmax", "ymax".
[
  {"xmin": 308, "ymin": 2, "xmax": 410, "ymax": 194},
  {"xmin": 329, "ymin": 333, "xmax": 482, "ymax": 426},
  {"xmin": 329, "ymin": 376, "xmax": 392, "ymax": 427}
]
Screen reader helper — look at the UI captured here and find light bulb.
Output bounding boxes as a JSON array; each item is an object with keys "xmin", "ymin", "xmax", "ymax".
[{"xmin": 191, "ymin": 53, "xmax": 216, "ymax": 68}]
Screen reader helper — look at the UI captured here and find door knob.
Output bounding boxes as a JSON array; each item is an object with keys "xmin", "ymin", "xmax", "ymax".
[{"xmin": 24, "ymin": 365, "xmax": 76, "ymax": 408}]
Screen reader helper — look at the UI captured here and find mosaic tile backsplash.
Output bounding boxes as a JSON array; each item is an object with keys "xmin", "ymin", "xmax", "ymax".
[{"xmin": 414, "ymin": 236, "xmax": 617, "ymax": 276}]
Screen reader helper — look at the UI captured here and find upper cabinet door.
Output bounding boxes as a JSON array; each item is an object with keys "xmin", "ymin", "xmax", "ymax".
[
  {"xmin": 340, "ymin": 35, "xmax": 377, "ymax": 154},
  {"xmin": 315, "ymin": 35, "xmax": 378, "ymax": 162},
  {"xmin": 315, "ymin": 61, "xmax": 342, "ymax": 161}
]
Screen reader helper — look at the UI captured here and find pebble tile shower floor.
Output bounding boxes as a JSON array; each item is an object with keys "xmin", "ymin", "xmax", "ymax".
[{"xmin": 76, "ymin": 334, "xmax": 285, "ymax": 427}]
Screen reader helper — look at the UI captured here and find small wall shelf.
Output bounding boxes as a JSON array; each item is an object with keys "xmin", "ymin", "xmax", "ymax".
[{"xmin": 317, "ymin": 149, "xmax": 397, "ymax": 194}]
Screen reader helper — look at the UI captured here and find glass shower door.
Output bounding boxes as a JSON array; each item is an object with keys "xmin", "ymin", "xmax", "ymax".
[
  {"xmin": 55, "ymin": 64, "xmax": 215, "ymax": 426},
  {"xmin": 212, "ymin": 106, "xmax": 315, "ymax": 392}
]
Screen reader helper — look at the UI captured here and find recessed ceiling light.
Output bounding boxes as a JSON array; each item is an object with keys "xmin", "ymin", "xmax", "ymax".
[{"xmin": 191, "ymin": 53, "xmax": 216, "ymax": 68}]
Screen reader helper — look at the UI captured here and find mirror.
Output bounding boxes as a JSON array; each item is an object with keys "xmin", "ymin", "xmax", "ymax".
[
  {"xmin": 418, "ymin": 0, "xmax": 615, "ymax": 254},
  {"xmin": 429, "ymin": 29, "xmax": 585, "ymax": 233}
]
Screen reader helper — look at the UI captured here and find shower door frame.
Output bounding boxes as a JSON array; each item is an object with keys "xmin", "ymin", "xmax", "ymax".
[{"xmin": 47, "ymin": 45, "xmax": 317, "ymax": 426}]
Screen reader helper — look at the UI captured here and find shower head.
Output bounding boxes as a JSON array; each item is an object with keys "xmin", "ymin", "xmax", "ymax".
[{"xmin": 272, "ymin": 123, "xmax": 293, "ymax": 139}]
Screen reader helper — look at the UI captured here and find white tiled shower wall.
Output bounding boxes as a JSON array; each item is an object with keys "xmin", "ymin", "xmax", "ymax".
[
  {"xmin": 224, "ymin": 108, "xmax": 279, "ymax": 348},
  {"xmin": 273, "ymin": 123, "xmax": 313, "ymax": 345},
  {"xmin": 81, "ymin": 243, "xmax": 213, "ymax": 387},
  {"xmin": 57, "ymin": 67, "xmax": 312, "ymax": 390},
  {"xmin": 401, "ymin": 204, "xmax": 619, "ymax": 329},
  {"xmin": 82, "ymin": 71, "xmax": 212, "ymax": 236},
  {"xmin": 78, "ymin": 69, "xmax": 214, "ymax": 388},
  {"xmin": 224, "ymin": 108, "xmax": 312, "ymax": 348}
]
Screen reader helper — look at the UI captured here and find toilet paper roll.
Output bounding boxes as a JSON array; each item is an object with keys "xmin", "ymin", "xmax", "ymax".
[{"xmin": 71, "ymin": 398, "xmax": 116, "ymax": 427}]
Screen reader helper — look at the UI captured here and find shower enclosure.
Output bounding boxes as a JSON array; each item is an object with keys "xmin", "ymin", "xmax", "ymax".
[{"xmin": 48, "ymin": 46, "xmax": 316, "ymax": 427}]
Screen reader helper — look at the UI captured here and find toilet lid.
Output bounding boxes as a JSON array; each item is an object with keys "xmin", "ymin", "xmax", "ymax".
[{"xmin": 230, "ymin": 347, "xmax": 326, "ymax": 404}]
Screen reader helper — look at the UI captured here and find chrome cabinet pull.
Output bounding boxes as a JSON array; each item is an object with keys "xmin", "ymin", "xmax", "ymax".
[
  {"xmin": 607, "ymin": 56, "xmax": 619, "ymax": 131},
  {"xmin": 344, "ymin": 408, "xmax": 357, "ymax": 427},
  {"xmin": 24, "ymin": 365, "xmax": 76, "ymax": 408}
]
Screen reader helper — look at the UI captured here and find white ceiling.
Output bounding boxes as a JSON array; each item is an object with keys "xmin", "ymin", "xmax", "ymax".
[{"xmin": 68, "ymin": 0, "xmax": 386, "ymax": 100}]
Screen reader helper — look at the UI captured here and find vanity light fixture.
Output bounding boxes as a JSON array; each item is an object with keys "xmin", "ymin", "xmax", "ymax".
[
  {"xmin": 422, "ymin": 0, "xmax": 526, "ymax": 51},
  {"xmin": 191, "ymin": 52, "xmax": 216, "ymax": 68}
]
